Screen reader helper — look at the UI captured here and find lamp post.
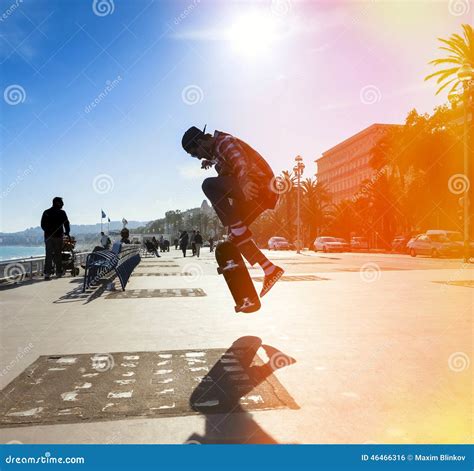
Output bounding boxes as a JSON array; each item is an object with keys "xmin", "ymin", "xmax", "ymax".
[
  {"xmin": 450, "ymin": 63, "xmax": 474, "ymax": 263},
  {"xmin": 293, "ymin": 155, "xmax": 305, "ymax": 254}
]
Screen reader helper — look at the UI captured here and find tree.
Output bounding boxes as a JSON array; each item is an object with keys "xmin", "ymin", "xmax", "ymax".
[
  {"xmin": 300, "ymin": 178, "xmax": 331, "ymax": 244},
  {"xmin": 425, "ymin": 24, "xmax": 473, "ymax": 96}
]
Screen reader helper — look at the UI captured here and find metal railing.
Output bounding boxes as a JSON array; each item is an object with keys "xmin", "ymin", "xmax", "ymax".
[{"xmin": 0, "ymin": 252, "xmax": 89, "ymax": 282}]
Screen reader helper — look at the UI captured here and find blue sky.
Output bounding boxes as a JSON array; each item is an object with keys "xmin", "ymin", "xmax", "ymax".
[{"xmin": 0, "ymin": 0, "xmax": 469, "ymax": 232}]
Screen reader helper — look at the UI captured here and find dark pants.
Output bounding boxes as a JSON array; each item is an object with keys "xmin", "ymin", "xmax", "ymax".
[
  {"xmin": 44, "ymin": 237, "xmax": 63, "ymax": 276},
  {"xmin": 202, "ymin": 176, "xmax": 271, "ymax": 265},
  {"xmin": 180, "ymin": 246, "xmax": 187, "ymax": 257}
]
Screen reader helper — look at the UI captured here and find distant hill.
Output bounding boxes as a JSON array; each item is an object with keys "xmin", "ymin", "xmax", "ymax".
[{"xmin": 0, "ymin": 221, "xmax": 149, "ymax": 246}]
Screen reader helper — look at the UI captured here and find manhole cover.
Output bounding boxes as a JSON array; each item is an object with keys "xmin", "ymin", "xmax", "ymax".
[
  {"xmin": 252, "ymin": 275, "xmax": 328, "ymax": 282},
  {"xmin": 0, "ymin": 345, "xmax": 298, "ymax": 427},
  {"xmin": 132, "ymin": 273, "xmax": 192, "ymax": 277},
  {"xmin": 433, "ymin": 280, "xmax": 474, "ymax": 288},
  {"xmin": 106, "ymin": 288, "xmax": 206, "ymax": 298}
]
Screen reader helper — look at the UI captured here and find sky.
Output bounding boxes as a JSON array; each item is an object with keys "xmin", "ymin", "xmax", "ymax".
[{"xmin": 0, "ymin": 0, "xmax": 471, "ymax": 232}]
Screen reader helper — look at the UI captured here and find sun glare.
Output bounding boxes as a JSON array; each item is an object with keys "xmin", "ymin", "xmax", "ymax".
[{"xmin": 228, "ymin": 13, "xmax": 278, "ymax": 57}]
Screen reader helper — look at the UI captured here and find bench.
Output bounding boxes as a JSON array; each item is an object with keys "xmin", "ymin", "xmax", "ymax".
[{"xmin": 82, "ymin": 242, "xmax": 141, "ymax": 292}]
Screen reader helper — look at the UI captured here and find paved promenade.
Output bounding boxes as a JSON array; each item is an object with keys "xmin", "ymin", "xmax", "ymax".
[{"xmin": 0, "ymin": 249, "xmax": 472, "ymax": 444}]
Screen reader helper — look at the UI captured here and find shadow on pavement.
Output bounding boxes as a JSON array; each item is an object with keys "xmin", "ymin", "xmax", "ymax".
[
  {"xmin": 0, "ymin": 277, "xmax": 45, "ymax": 291},
  {"xmin": 0, "ymin": 275, "xmax": 83, "ymax": 292},
  {"xmin": 186, "ymin": 336, "xmax": 297, "ymax": 444},
  {"xmin": 53, "ymin": 279, "xmax": 110, "ymax": 304}
]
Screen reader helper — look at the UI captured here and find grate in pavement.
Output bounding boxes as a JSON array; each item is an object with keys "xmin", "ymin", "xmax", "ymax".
[
  {"xmin": 139, "ymin": 264, "xmax": 179, "ymax": 268},
  {"xmin": 132, "ymin": 272, "xmax": 192, "ymax": 277},
  {"xmin": 106, "ymin": 288, "xmax": 206, "ymax": 298},
  {"xmin": 0, "ymin": 346, "xmax": 298, "ymax": 427},
  {"xmin": 281, "ymin": 261, "xmax": 333, "ymax": 265},
  {"xmin": 433, "ymin": 280, "xmax": 474, "ymax": 288},
  {"xmin": 332, "ymin": 267, "xmax": 410, "ymax": 272},
  {"xmin": 252, "ymin": 275, "xmax": 328, "ymax": 282}
]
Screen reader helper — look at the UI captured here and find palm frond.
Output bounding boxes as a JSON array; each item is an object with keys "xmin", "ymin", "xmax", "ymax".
[
  {"xmin": 428, "ymin": 57, "xmax": 462, "ymax": 66},
  {"xmin": 438, "ymin": 38, "xmax": 465, "ymax": 56},
  {"xmin": 424, "ymin": 68, "xmax": 456, "ymax": 81},
  {"xmin": 435, "ymin": 67, "xmax": 461, "ymax": 84},
  {"xmin": 435, "ymin": 77, "xmax": 458, "ymax": 95}
]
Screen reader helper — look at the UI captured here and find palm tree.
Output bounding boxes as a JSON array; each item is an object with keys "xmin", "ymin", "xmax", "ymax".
[
  {"xmin": 278, "ymin": 170, "xmax": 297, "ymax": 241},
  {"xmin": 300, "ymin": 178, "xmax": 331, "ymax": 243},
  {"xmin": 425, "ymin": 24, "xmax": 473, "ymax": 96}
]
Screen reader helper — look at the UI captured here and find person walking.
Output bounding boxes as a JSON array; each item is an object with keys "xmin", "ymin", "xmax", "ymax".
[
  {"xmin": 179, "ymin": 230, "xmax": 189, "ymax": 257},
  {"xmin": 174, "ymin": 237, "xmax": 179, "ymax": 250},
  {"xmin": 41, "ymin": 197, "xmax": 70, "ymax": 280},
  {"xmin": 209, "ymin": 236, "xmax": 214, "ymax": 253},
  {"xmin": 181, "ymin": 125, "xmax": 284, "ymax": 298},
  {"xmin": 190, "ymin": 230, "xmax": 196, "ymax": 256},
  {"xmin": 194, "ymin": 230, "xmax": 203, "ymax": 258}
]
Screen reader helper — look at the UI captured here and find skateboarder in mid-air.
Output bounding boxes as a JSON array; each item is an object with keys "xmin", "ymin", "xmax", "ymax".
[{"xmin": 181, "ymin": 125, "xmax": 284, "ymax": 298}]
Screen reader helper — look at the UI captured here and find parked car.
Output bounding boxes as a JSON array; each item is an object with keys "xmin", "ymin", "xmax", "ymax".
[
  {"xmin": 391, "ymin": 235, "xmax": 411, "ymax": 253},
  {"xmin": 314, "ymin": 236, "xmax": 345, "ymax": 252},
  {"xmin": 335, "ymin": 238, "xmax": 351, "ymax": 252},
  {"xmin": 408, "ymin": 233, "xmax": 462, "ymax": 258},
  {"xmin": 268, "ymin": 236, "xmax": 291, "ymax": 250},
  {"xmin": 426, "ymin": 230, "xmax": 474, "ymax": 257},
  {"xmin": 350, "ymin": 237, "xmax": 369, "ymax": 250}
]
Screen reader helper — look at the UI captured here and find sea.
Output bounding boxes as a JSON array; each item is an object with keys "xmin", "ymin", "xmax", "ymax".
[{"xmin": 0, "ymin": 246, "xmax": 45, "ymax": 261}]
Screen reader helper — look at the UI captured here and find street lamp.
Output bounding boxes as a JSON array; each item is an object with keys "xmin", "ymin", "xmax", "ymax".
[
  {"xmin": 454, "ymin": 62, "xmax": 474, "ymax": 262},
  {"xmin": 293, "ymin": 155, "xmax": 305, "ymax": 254}
]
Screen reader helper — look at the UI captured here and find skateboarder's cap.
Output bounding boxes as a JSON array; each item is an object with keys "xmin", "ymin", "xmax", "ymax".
[{"xmin": 182, "ymin": 125, "xmax": 207, "ymax": 153}]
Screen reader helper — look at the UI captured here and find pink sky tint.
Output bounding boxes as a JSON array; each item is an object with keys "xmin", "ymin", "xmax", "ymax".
[{"xmin": 193, "ymin": 0, "xmax": 471, "ymax": 176}]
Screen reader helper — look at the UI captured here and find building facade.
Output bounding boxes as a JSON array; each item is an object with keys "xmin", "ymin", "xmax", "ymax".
[{"xmin": 315, "ymin": 124, "xmax": 401, "ymax": 204}]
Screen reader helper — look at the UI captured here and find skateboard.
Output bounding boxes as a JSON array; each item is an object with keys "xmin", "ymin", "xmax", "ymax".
[{"xmin": 215, "ymin": 241, "xmax": 261, "ymax": 313}]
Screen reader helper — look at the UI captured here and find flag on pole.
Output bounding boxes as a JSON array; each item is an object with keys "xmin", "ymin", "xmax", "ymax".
[{"xmin": 101, "ymin": 210, "xmax": 106, "ymax": 218}]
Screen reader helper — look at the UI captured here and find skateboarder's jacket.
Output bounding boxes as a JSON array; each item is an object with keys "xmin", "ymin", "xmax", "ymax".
[{"xmin": 209, "ymin": 131, "xmax": 278, "ymax": 209}]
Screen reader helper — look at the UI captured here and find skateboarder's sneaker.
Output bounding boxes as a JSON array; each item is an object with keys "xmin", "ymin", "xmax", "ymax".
[
  {"xmin": 228, "ymin": 227, "xmax": 253, "ymax": 246},
  {"xmin": 238, "ymin": 297, "xmax": 260, "ymax": 314},
  {"xmin": 260, "ymin": 266, "xmax": 284, "ymax": 297}
]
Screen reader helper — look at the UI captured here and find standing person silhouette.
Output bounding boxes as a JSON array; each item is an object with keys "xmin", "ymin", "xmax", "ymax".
[
  {"xmin": 41, "ymin": 197, "xmax": 70, "ymax": 280},
  {"xmin": 181, "ymin": 126, "xmax": 284, "ymax": 297}
]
